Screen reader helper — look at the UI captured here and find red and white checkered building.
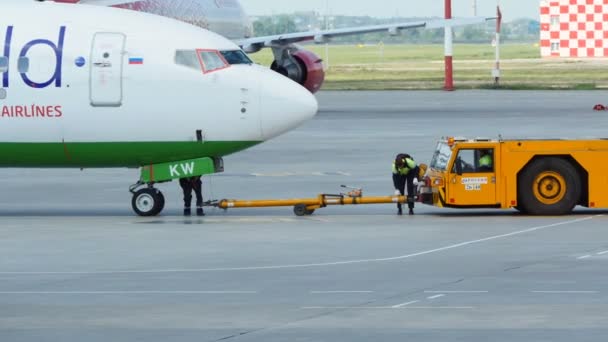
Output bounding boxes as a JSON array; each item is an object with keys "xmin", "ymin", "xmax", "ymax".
[{"xmin": 540, "ymin": 0, "xmax": 608, "ymax": 57}]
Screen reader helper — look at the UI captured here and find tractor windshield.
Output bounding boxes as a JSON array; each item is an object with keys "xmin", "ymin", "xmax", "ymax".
[{"xmin": 429, "ymin": 141, "xmax": 452, "ymax": 171}]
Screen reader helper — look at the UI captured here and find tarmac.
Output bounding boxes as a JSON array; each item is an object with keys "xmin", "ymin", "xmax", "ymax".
[{"xmin": 1, "ymin": 90, "xmax": 608, "ymax": 341}]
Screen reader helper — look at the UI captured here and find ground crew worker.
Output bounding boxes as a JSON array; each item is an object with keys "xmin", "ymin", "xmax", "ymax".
[
  {"xmin": 179, "ymin": 176, "xmax": 204, "ymax": 216},
  {"xmin": 478, "ymin": 150, "xmax": 493, "ymax": 172},
  {"xmin": 392, "ymin": 153, "xmax": 419, "ymax": 215}
]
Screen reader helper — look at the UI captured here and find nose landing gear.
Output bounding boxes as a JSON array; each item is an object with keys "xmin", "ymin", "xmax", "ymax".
[
  {"xmin": 129, "ymin": 157, "xmax": 223, "ymax": 216},
  {"xmin": 130, "ymin": 182, "xmax": 165, "ymax": 217}
]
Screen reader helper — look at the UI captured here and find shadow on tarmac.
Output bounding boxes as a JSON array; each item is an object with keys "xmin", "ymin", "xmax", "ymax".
[
  {"xmin": 0, "ymin": 208, "xmax": 605, "ymax": 219},
  {"xmin": 434, "ymin": 209, "xmax": 608, "ymax": 218}
]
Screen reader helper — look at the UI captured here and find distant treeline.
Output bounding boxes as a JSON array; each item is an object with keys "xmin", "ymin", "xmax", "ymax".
[{"xmin": 252, "ymin": 13, "xmax": 539, "ymax": 43}]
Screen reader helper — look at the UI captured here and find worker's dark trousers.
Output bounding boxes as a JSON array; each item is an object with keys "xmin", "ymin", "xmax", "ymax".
[
  {"xmin": 393, "ymin": 167, "xmax": 419, "ymax": 210},
  {"xmin": 179, "ymin": 178, "xmax": 203, "ymax": 208}
]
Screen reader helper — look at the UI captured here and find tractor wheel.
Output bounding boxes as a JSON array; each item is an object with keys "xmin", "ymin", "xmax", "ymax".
[{"xmin": 518, "ymin": 158, "xmax": 580, "ymax": 215}]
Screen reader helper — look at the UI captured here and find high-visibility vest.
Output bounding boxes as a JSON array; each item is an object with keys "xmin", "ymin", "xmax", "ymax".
[
  {"xmin": 479, "ymin": 155, "xmax": 492, "ymax": 168},
  {"xmin": 392, "ymin": 158, "xmax": 417, "ymax": 175}
]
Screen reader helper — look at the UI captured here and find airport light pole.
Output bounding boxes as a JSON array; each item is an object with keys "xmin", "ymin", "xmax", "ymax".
[
  {"xmin": 444, "ymin": 0, "xmax": 454, "ymax": 91},
  {"xmin": 493, "ymin": 5, "xmax": 502, "ymax": 86},
  {"xmin": 324, "ymin": 0, "xmax": 331, "ymax": 70}
]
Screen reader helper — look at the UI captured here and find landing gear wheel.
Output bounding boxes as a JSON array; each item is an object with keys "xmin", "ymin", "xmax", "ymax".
[
  {"xmin": 132, "ymin": 188, "xmax": 165, "ymax": 217},
  {"xmin": 157, "ymin": 191, "xmax": 165, "ymax": 214},
  {"xmin": 294, "ymin": 204, "xmax": 311, "ymax": 217},
  {"xmin": 518, "ymin": 158, "xmax": 581, "ymax": 215}
]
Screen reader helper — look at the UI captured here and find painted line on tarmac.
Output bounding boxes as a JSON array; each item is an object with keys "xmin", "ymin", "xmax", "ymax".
[
  {"xmin": 302, "ymin": 306, "xmax": 474, "ymax": 310},
  {"xmin": 427, "ymin": 294, "xmax": 445, "ymax": 300},
  {"xmin": 0, "ymin": 290, "xmax": 258, "ymax": 295},
  {"xmin": 597, "ymin": 250, "xmax": 608, "ymax": 255},
  {"xmin": 531, "ymin": 291, "xmax": 599, "ymax": 294},
  {"xmin": 0, "ymin": 216, "xmax": 597, "ymax": 275},
  {"xmin": 310, "ymin": 291, "xmax": 374, "ymax": 294},
  {"xmin": 304, "ymin": 217, "xmax": 331, "ymax": 223},
  {"xmin": 424, "ymin": 290, "xmax": 488, "ymax": 293},
  {"xmin": 577, "ymin": 255, "xmax": 592, "ymax": 260},
  {"xmin": 391, "ymin": 300, "xmax": 419, "ymax": 308}
]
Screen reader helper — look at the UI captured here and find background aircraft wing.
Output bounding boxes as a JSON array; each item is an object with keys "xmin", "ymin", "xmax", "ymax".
[
  {"xmin": 238, "ymin": 17, "xmax": 494, "ymax": 51},
  {"xmin": 78, "ymin": 0, "xmax": 139, "ymax": 5}
]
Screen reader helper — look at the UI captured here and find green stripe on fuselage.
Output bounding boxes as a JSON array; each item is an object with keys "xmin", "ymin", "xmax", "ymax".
[{"xmin": 0, "ymin": 141, "xmax": 261, "ymax": 168}]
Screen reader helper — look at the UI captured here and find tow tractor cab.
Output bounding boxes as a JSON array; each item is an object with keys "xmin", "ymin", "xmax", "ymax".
[{"xmin": 418, "ymin": 136, "xmax": 608, "ymax": 215}]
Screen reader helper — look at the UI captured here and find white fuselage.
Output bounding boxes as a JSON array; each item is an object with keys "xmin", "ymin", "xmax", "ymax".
[{"xmin": 0, "ymin": 2, "xmax": 317, "ymax": 167}]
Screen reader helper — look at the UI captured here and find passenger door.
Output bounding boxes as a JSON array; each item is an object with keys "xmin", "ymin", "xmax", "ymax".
[
  {"xmin": 447, "ymin": 148, "xmax": 497, "ymax": 206},
  {"xmin": 90, "ymin": 32, "xmax": 125, "ymax": 107}
]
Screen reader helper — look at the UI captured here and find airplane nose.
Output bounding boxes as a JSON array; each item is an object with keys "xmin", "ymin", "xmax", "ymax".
[{"xmin": 258, "ymin": 66, "xmax": 319, "ymax": 140}]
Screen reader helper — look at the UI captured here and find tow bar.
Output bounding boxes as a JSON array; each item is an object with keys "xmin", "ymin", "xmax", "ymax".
[{"xmin": 204, "ymin": 185, "xmax": 414, "ymax": 216}]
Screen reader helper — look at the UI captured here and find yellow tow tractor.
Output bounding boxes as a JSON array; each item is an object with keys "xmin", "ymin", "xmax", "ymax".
[{"xmin": 418, "ymin": 136, "xmax": 608, "ymax": 215}]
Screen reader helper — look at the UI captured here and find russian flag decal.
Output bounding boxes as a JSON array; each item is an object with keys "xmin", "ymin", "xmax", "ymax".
[{"xmin": 129, "ymin": 57, "xmax": 144, "ymax": 65}]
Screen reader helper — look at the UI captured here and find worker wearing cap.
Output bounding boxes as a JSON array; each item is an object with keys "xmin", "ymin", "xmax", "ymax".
[
  {"xmin": 392, "ymin": 154, "xmax": 419, "ymax": 215},
  {"xmin": 179, "ymin": 176, "xmax": 205, "ymax": 216}
]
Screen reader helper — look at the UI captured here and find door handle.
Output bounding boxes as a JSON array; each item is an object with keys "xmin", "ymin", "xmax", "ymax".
[{"xmin": 93, "ymin": 62, "xmax": 112, "ymax": 68}]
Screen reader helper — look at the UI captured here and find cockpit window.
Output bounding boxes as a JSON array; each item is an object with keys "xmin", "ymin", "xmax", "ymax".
[
  {"xmin": 198, "ymin": 50, "xmax": 228, "ymax": 73},
  {"xmin": 220, "ymin": 50, "xmax": 252, "ymax": 65},
  {"xmin": 175, "ymin": 49, "xmax": 231, "ymax": 74},
  {"xmin": 175, "ymin": 50, "xmax": 200, "ymax": 70}
]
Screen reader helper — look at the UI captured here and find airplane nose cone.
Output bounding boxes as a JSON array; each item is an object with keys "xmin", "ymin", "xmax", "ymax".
[{"xmin": 258, "ymin": 66, "xmax": 319, "ymax": 140}]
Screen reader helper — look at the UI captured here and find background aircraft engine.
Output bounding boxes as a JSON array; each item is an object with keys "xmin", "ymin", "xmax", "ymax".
[{"xmin": 271, "ymin": 50, "xmax": 325, "ymax": 94}]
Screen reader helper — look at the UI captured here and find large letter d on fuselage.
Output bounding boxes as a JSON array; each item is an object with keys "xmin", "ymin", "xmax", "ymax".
[{"xmin": 19, "ymin": 26, "xmax": 66, "ymax": 88}]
